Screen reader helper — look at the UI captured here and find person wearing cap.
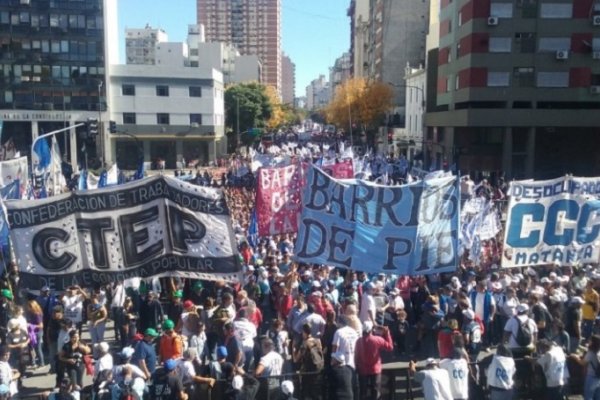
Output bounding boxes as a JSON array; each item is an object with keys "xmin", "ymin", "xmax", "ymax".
[
  {"xmin": 166, "ymin": 290, "xmax": 185, "ymax": 328},
  {"xmin": 293, "ymin": 303, "xmax": 325, "ymax": 340},
  {"xmin": 582, "ymin": 280, "xmax": 600, "ymax": 341},
  {"xmin": 153, "ymin": 359, "xmax": 187, "ymax": 400},
  {"xmin": 354, "ymin": 321, "xmax": 393, "ymax": 400},
  {"xmin": 62, "ymin": 286, "xmax": 87, "ymax": 337},
  {"xmin": 279, "ymin": 380, "xmax": 298, "ymax": 400},
  {"xmin": 408, "ymin": 358, "xmax": 453, "ymax": 400},
  {"xmin": 6, "ymin": 317, "xmax": 29, "ymax": 377},
  {"xmin": 536, "ymin": 339, "xmax": 568, "ymax": 400},
  {"xmin": 0, "ymin": 346, "xmax": 18, "ymax": 396},
  {"xmin": 330, "ymin": 351, "xmax": 353, "ymax": 400},
  {"xmin": 503, "ymin": 303, "xmax": 537, "ymax": 358},
  {"xmin": 132, "ymin": 328, "xmax": 159, "ymax": 378},
  {"xmin": 462, "ymin": 309, "xmax": 482, "ymax": 358},
  {"xmin": 177, "ymin": 348, "xmax": 216, "ymax": 397},
  {"xmin": 87, "ymin": 292, "xmax": 108, "ymax": 344},
  {"xmin": 485, "ymin": 344, "xmax": 516, "ymax": 399},
  {"xmin": 566, "ymin": 296, "xmax": 584, "ymax": 354},
  {"xmin": 293, "ymin": 323, "xmax": 324, "ymax": 399},
  {"xmin": 139, "ymin": 291, "xmax": 164, "ymax": 333},
  {"xmin": 159, "ymin": 319, "xmax": 184, "ymax": 362},
  {"xmin": 176, "ymin": 300, "xmax": 200, "ymax": 340}
]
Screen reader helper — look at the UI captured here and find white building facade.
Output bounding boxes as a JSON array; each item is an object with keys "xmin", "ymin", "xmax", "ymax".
[
  {"xmin": 108, "ymin": 65, "xmax": 225, "ymax": 169},
  {"xmin": 400, "ymin": 65, "xmax": 426, "ymax": 162}
]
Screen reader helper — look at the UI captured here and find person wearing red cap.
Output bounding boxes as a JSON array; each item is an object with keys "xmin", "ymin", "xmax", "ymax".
[{"xmin": 176, "ymin": 300, "xmax": 200, "ymax": 341}]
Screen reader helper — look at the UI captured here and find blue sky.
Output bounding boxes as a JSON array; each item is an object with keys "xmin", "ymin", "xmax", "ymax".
[{"xmin": 116, "ymin": 0, "xmax": 350, "ymax": 98}]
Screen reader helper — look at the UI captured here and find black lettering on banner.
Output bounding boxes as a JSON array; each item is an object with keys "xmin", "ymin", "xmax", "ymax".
[
  {"xmin": 167, "ymin": 204, "xmax": 207, "ymax": 253},
  {"xmin": 382, "ymin": 237, "xmax": 412, "ymax": 270},
  {"xmin": 350, "ymin": 184, "xmax": 374, "ymax": 224},
  {"xmin": 441, "ymin": 183, "xmax": 458, "ymax": 220},
  {"xmin": 76, "ymin": 217, "xmax": 113, "ymax": 269},
  {"xmin": 32, "ymin": 227, "xmax": 77, "ymax": 272},
  {"xmin": 407, "ymin": 185, "xmax": 423, "ymax": 226},
  {"xmin": 374, "ymin": 188, "xmax": 403, "ymax": 227},
  {"xmin": 305, "ymin": 168, "xmax": 330, "ymax": 211},
  {"xmin": 119, "ymin": 206, "xmax": 163, "ymax": 267},
  {"xmin": 296, "ymin": 218, "xmax": 327, "ymax": 258},
  {"xmin": 327, "ymin": 225, "xmax": 354, "ymax": 267},
  {"xmin": 328, "ymin": 183, "xmax": 346, "ymax": 218},
  {"xmin": 416, "ymin": 230, "xmax": 456, "ymax": 272}
]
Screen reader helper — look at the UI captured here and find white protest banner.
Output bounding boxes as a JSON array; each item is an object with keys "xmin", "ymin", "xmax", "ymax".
[
  {"xmin": 5, "ymin": 175, "xmax": 240, "ymax": 290},
  {"xmin": 503, "ymin": 176, "xmax": 600, "ymax": 267},
  {"xmin": 0, "ymin": 156, "xmax": 28, "ymax": 187},
  {"xmin": 294, "ymin": 165, "xmax": 459, "ymax": 275}
]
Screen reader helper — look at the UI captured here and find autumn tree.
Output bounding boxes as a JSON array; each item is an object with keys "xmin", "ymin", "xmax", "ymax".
[
  {"xmin": 265, "ymin": 86, "xmax": 286, "ymax": 130},
  {"xmin": 325, "ymin": 77, "xmax": 393, "ymax": 135}
]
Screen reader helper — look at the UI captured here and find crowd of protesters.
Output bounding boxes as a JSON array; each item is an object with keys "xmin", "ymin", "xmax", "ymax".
[{"xmin": 0, "ymin": 145, "xmax": 598, "ymax": 400}]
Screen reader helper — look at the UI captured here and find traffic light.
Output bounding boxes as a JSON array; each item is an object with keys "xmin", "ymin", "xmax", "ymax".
[
  {"xmin": 109, "ymin": 120, "xmax": 117, "ymax": 133},
  {"xmin": 86, "ymin": 118, "xmax": 98, "ymax": 137}
]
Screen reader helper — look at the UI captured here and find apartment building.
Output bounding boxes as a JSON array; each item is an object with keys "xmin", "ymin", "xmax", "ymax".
[
  {"xmin": 197, "ymin": 0, "xmax": 281, "ymax": 95},
  {"xmin": 281, "ymin": 53, "xmax": 295, "ymax": 105},
  {"xmin": 426, "ymin": 0, "xmax": 600, "ymax": 179}
]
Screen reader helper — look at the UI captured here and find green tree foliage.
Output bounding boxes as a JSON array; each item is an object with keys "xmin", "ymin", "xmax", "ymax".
[{"xmin": 225, "ymin": 83, "xmax": 273, "ymax": 146}]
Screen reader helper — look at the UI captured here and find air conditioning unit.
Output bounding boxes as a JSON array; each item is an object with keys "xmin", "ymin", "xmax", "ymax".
[
  {"xmin": 591, "ymin": 86, "xmax": 600, "ymax": 94},
  {"xmin": 556, "ymin": 50, "xmax": 569, "ymax": 60},
  {"xmin": 487, "ymin": 16, "xmax": 499, "ymax": 26},
  {"xmin": 593, "ymin": 52, "xmax": 600, "ymax": 59},
  {"xmin": 593, "ymin": 15, "xmax": 600, "ymax": 25}
]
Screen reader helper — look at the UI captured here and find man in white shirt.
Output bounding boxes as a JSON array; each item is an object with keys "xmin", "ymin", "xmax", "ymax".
[
  {"xmin": 359, "ymin": 282, "xmax": 376, "ymax": 324},
  {"xmin": 233, "ymin": 309, "xmax": 257, "ymax": 372},
  {"xmin": 111, "ymin": 280, "xmax": 126, "ymax": 346},
  {"xmin": 293, "ymin": 304, "xmax": 325, "ymax": 339},
  {"xmin": 331, "ymin": 316, "xmax": 360, "ymax": 370},
  {"xmin": 537, "ymin": 339, "xmax": 568, "ymax": 400},
  {"xmin": 62, "ymin": 286, "xmax": 87, "ymax": 335},
  {"xmin": 439, "ymin": 350, "xmax": 470, "ymax": 400},
  {"xmin": 503, "ymin": 303, "xmax": 538, "ymax": 358},
  {"xmin": 256, "ymin": 338, "xmax": 283, "ymax": 399},
  {"xmin": 409, "ymin": 358, "xmax": 453, "ymax": 400}
]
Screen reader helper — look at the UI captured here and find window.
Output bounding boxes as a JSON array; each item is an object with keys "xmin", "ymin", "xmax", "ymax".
[
  {"xmin": 514, "ymin": 67, "xmax": 535, "ymax": 87},
  {"xmin": 488, "ymin": 72, "xmax": 510, "ymax": 87},
  {"xmin": 156, "ymin": 85, "xmax": 169, "ymax": 96},
  {"xmin": 190, "ymin": 114, "xmax": 202, "ymax": 125},
  {"xmin": 489, "ymin": 37, "xmax": 512, "ymax": 52},
  {"xmin": 540, "ymin": 3, "xmax": 572, "ymax": 18},
  {"xmin": 157, "ymin": 113, "xmax": 170, "ymax": 124},
  {"xmin": 536, "ymin": 72, "xmax": 569, "ymax": 87},
  {"xmin": 123, "ymin": 113, "xmax": 136, "ymax": 124},
  {"xmin": 490, "ymin": 3, "xmax": 513, "ymax": 18},
  {"xmin": 538, "ymin": 37, "xmax": 570, "ymax": 52},
  {"xmin": 122, "ymin": 84, "xmax": 135, "ymax": 96},
  {"xmin": 515, "ymin": 32, "xmax": 536, "ymax": 53},
  {"xmin": 189, "ymin": 86, "xmax": 202, "ymax": 97}
]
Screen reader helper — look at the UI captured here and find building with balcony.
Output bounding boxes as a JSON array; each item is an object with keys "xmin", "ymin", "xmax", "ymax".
[
  {"xmin": 426, "ymin": 0, "xmax": 600, "ymax": 179},
  {"xmin": 108, "ymin": 64, "xmax": 225, "ymax": 169},
  {"xmin": 0, "ymin": 0, "xmax": 118, "ymax": 169},
  {"xmin": 197, "ymin": 0, "xmax": 281, "ymax": 95}
]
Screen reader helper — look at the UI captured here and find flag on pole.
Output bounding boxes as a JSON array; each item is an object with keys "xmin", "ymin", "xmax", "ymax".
[
  {"xmin": 47, "ymin": 136, "xmax": 66, "ymax": 195},
  {"xmin": 106, "ymin": 164, "xmax": 118, "ymax": 186},
  {"xmin": 248, "ymin": 208, "xmax": 258, "ymax": 248},
  {"xmin": 78, "ymin": 170, "xmax": 87, "ymax": 191},
  {"xmin": 98, "ymin": 170, "xmax": 108, "ymax": 188},
  {"xmin": 33, "ymin": 137, "xmax": 51, "ymax": 172},
  {"xmin": 133, "ymin": 154, "xmax": 144, "ymax": 180}
]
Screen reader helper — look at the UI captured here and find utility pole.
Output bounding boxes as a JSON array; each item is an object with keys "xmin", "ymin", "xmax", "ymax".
[
  {"xmin": 98, "ymin": 80, "xmax": 104, "ymax": 167},
  {"xmin": 236, "ymin": 96, "xmax": 240, "ymax": 149}
]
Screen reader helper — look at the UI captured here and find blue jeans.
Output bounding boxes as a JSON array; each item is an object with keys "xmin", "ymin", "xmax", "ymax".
[
  {"xmin": 584, "ymin": 375, "xmax": 600, "ymax": 400},
  {"xmin": 33, "ymin": 330, "xmax": 44, "ymax": 365},
  {"xmin": 583, "ymin": 319, "xmax": 595, "ymax": 341}
]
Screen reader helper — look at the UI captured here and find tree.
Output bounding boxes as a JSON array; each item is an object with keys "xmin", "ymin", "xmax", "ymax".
[
  {"xmin": 325, "ymin": 78, "xmax": 393, "ymax": 137},
  {"xmin": 225, "ymin": 83, "xmax": 273, "ymax": 148},
  {"xmin": 265, "ymin": 86, "xmax": 285, "ymax": 130}
]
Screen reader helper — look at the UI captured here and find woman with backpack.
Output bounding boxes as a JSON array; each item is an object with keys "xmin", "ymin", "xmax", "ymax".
[{"xmin": 293, "ymin": 323, "xmax": 324, "ymax": 400}]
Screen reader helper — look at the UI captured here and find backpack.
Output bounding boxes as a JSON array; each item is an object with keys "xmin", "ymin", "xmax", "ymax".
[
  {"xmin": 514, "ymin": 316, "xmax": 533, "ymax": 347},
  {"xmin": 304, "ymin": 338, "xmax": 324, "ymax": 372}
]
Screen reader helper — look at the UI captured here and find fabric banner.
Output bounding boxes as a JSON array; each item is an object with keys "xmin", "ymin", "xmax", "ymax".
[
  {"xmin": 503, "ymin": 176, "xmax": 600, "ymax": 267},
  {"xmin": 5, "ymin": 175, "xmax": 240, "ymax": 290},
  {"xmin": 0, "ymin": 156, "xmax": 28, "ymax": 187},
  {"xmin": 323, "ymin": 160, "xmax": 354, "ymax": 179},
  {"xmin": 255, "ymin": 164, "xmax": 303, "ymax": 236},
  {"xmin": 294, "ymin": 165, "xmax": 459, "ymax": 275}
]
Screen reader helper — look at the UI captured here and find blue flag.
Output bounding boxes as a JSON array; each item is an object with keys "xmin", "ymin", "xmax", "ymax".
[
  {"xmin": 39, "ymin": 185, "xmax": 47, "ymax": 199},
  {"xmin": 248, "ymin": 208, "xmax": 258, "ymax": 248},
  {"xmin": 33, "ymin": 137, "xmax": 51, "ymax": 170},
  {"xmin": 98, "ymin": 170, "xmax": 108, "ymax": 188},
  {"xmin": 133, "ymin": 154, "xmax": 144, "ymax": 180},
  {"xmin": 0, "ymin": 180, "xmax": 20, "ymax": 200},
  {"xmin": 78, "ymin": 170, "xmax": 87, "ymax": 190}
]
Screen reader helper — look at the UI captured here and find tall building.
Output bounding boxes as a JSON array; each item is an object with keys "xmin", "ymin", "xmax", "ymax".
[
  {"xmin": 425, "ymin": 0, "xmax": 600, "ymax": 179},
  {"xmin": 197, "ymin": 0, "xmax": 281, "ymax": 94},
  {"xmin": 366, "ymin": 0, "xmax": 430, "ymax": 118},
  {"xmin": 348, "ymin": 0, "xmax": 370, "ymax": 78},
  {"xmin": 281, "ymin": 53, "xmax": 295, "ymax": 104},
  {"xmin": 0, "ymin": 0, "xmax": 118, "ymax": 169},
  {"xmin": 330, "ymin": 52, "xmax": 352, "ymax": 95},
  {"xmin": 306, "ymin": 75, "xmax": 330, "ymax": 110}
]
